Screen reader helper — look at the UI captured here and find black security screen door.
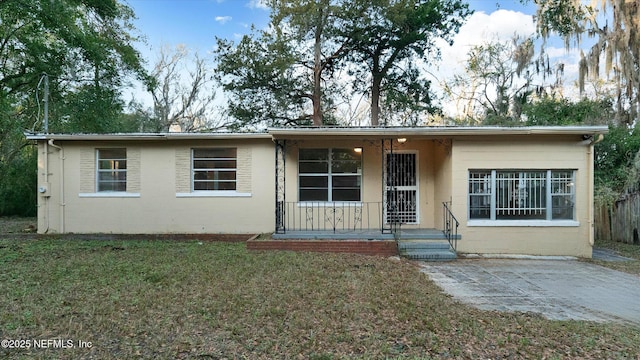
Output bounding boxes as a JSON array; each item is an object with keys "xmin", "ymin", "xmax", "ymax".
[{"xmin": 385, "ymin": 153, "xmax": 418, "ymax": 224}]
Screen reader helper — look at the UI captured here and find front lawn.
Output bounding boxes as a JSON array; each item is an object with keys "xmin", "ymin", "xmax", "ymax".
[{"xmin": 0, "ymin": 239, "xmax": 638, "ymax": 359}]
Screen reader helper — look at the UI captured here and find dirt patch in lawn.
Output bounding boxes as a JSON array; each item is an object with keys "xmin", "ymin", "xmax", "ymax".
[
  {"xmin": 0, "ymin": 217, "xmax": 255, "ymax": 242},
  {"xmin": 0, "ymin": 217, "xmax": 36, "ymax": 234}
]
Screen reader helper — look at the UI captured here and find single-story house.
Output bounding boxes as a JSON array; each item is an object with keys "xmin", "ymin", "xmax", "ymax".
[{"xmin": 26, "ymin": 126, "xmax": 607, "ymax": 258}]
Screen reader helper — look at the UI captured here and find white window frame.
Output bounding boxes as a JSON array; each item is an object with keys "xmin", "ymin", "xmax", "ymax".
[
  {"xmin": 468, "ymin": 169, "xmax": 578, "ymax": 227},
  {"xmin": 298, "ymin": 148, "xmax": 362, "ymax": 203},
  {"xmin": 96, "ymin": 148, "xmax": 127, "ymax": 193},
  {"xmin": 191, "ymin": 148, "xmax": 237, "ymax": 192}
]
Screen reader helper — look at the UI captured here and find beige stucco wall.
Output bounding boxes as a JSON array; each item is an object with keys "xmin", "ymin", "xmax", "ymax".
[
  {"xmin": 34, "ymin": 132, "xmax": 595, "ymax": 257},
  {"xmin": 37, "ymin": 139, "xmax": 275, "ymax": 234},
  {"xmin": 449, "ymin": 136, "xmax": 593, "ymax": 257},
  {"xmin": 432, "ymin": 140, "xmax": 453, "ymax": 230}
]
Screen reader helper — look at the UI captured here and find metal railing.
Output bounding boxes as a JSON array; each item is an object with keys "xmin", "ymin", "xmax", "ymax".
[
  {"xmin": 443, "ymin": 202, "xmax": 459, "ymax": 251},
  {"xmin": 279, "ymin": 202, "xmax": 385, "ymax": 233}
]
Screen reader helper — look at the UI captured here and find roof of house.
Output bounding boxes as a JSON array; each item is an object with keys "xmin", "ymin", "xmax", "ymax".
[
  {"xmin": 267, "ymin": 125, "xmax": 609, "ymax": 139},
  {"xmin": 24, "ymin": 132, "xmax": 273, "ymax": 141},
  {"xmin": 25, "ymin": 125, "xmax": 609, "ymax": 141}
]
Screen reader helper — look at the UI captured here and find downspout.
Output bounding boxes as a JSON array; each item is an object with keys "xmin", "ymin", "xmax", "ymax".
[
  {"xmin": 48, "ymin": 139, "xmax": 65, "ymax": 233},
  {"xmin": 587, "ymin": 143, "xmax": 595, "ymax": 247},
  {"xmin": 588, "ymin": 134, "xmax": 604, "ymax": 247},
  {"xmin": 43, "ymin": 140, "xmax": 50, "ymax": 232}
]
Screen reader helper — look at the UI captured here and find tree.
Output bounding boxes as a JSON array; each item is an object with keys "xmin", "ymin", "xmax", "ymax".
[
  {"xmin": 215, "ymin": 0, "xmax": 352, "ymax": 129},
  {"xmin": 269, "ymin": 0, "xmax": 353, "ymax": 126},
  {"xmin": 533, "ymin": 0, "xmax": 640, "ymax": 126},
  {"xmin": 523, "ymin": 96, "xmax": 612, "ymax": 126},
  {"xmin": 0, "ymin": 0, "xmax": 147, "ymax": 215},
  {"xmin": 0, "ymin": 0, "xmax": 147, "ymax": 135},
  {"xmin": 594, "ymin": 125, "xmax": 640, "ymax": 196},
  {"xmin": 346, "ymin": 0, "xmax": 472, "ymax": 126},
  {"xmin": 216, "ymin": 0, "xmax": 470, "ymax": 129},
  {"xmin": 133, "ymin": 45, "xmax": 225, "ymax": 132},
  {"xmin": 443, "ymin": 36, "xmax": 560, "ymax": 124}
]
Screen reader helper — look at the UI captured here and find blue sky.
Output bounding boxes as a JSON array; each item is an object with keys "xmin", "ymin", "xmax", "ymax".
[
  {"xmin": 127, "ymin": 0, "xmax": 270, "ymax": 60},
  {"xmin": 124, "ymin": 0, "xmax": 569, "ymax": 117},
  {"xmin": 127, "ymin": 0, "xmax": 538, "ymax": 59}
]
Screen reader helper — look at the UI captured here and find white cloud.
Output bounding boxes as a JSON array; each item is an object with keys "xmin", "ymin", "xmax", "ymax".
[
  {"xmin": 430, "ymin": 10, "xmax": 539, "ymax": 116},
  {"xmin": 246, "ymin": 0, "xmax": 268, "ymax": 10},
  {"xmin": 437, "ymin": 10, "xmax": 536, "ymax": 76},
  {"xmin": 215, "ymin": 16, "xmax": 232, "ymax": 25}
]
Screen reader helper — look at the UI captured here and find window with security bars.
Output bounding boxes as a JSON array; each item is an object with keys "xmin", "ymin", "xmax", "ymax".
[
  {"xmin": 469, "ymin": 170, "xmax": 575, "ymax": 221},
  {"xmin": 551, "ymin": 171, "xmax": 575, "ymax": 220},
  {"xmin": 97, "ymin": 148, "xmax": 127, "ymax": 192},
  {"xmin": 468, "ymin": 171, "xmax": 491, "ymax": 219},
  {"xmin": 298, "ymin": 148, "xmax": 362, "ymax": 201},
  {"xmin": 192, "ymin": 148, "xmax": 237, "ymax": 191}
]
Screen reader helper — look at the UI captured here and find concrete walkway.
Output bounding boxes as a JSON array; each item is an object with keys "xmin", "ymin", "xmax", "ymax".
[{"xmin": 420, "ymin": 259, "xmax": 640, "ymax": 326}]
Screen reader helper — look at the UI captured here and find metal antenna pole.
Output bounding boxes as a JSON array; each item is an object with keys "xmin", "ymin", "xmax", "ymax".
[{"xmin": 43, "ymin": 73, "xmax": 49, "ymax": 133}]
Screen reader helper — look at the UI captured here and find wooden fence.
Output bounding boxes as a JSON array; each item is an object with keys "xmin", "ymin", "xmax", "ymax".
[{"xmin": 595, "ymin": 193, "xmax": 640, "ymax": 244}]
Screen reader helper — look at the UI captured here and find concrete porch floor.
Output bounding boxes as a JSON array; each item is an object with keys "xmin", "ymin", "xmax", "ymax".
[{"xmin": 271, "ymin": 228, "xmax": 445, "ymax": 240}]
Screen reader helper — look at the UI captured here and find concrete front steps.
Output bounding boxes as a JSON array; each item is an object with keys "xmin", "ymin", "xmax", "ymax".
[{"xmin": 398, "ymin": 240, "xmax": 457, "ymax": 261}]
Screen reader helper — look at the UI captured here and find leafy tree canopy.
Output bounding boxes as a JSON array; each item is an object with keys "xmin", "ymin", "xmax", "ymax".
[
  {"xmin": 532, "ymin": 0, "xmax": 640, "ymax": 126},
  {"xmin": 215, "ymin": 0, "xmax": 471, "ymax": 129},
  {"xmin": 346, "ymin": 0, "xmax": 472, "ymax": 125},
  {"xmin": 0, "ymin": 0, "xmax": 148, "ymax": 216}
]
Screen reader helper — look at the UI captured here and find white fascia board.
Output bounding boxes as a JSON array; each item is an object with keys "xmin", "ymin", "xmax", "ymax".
[
  {"xmin": 24, "ymin": 132, "xmax": 271, "ymax": 141},
  {"xmin": 267, "ymin": 126, "xmax": 609, "ymax": 138}
]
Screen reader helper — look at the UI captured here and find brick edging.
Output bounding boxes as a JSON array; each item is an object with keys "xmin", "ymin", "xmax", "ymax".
[{"xmin": 247, "ymin": 239, "xmax": 398, "ymax": 256}]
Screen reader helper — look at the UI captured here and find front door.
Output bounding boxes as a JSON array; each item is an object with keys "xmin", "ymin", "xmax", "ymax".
[{"xmin": 385, "ymin": 152, "xmax": 418, "ymax": 224}]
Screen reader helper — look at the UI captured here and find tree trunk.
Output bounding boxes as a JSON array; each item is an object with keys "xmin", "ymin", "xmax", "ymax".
[
  {"xmin": 312, "ymin": 12, "xmax": 323, "ymax": 126},
  {"xmin": 371, "ymin": 74, "xmax": 382, "ymax": 126}
]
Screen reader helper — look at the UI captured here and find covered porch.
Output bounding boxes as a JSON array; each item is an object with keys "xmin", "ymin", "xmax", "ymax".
[
  {"xmin": 267, "ymin": 127, "xmax": 461, "ymax": 259},
  {"xmin": 269, "ymin": 201, "xmax": 460, "ymax": 260}
]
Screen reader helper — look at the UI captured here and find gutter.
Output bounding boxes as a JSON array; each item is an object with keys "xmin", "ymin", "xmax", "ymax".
[
  {"xmin": 267, "ymin": 126, "xmax": 610, "ymax": 138},
  {"xmin": 24, "ymin": 132, "xmax": 272, "ymax": 141},
  {"xmin": 24, "ymin": 127, "xmax": 610, "ymax": 142},
  {"xmin": 47, "ymin": 139, "xmax": 65, "ymax": 233},
  {"xmin": 43, "ymin": 140, "xmax": 49, "ymax": 232}
]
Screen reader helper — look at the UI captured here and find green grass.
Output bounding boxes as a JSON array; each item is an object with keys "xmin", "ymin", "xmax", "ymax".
[{"xmin": 0, "ymin": 239, "xmax": 638, "ymax": 359}]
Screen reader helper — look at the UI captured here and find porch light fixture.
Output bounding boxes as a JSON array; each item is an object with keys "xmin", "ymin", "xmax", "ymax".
[
  {"xmin": 353, "ymin": 147, "xmax": 363, "ymax": 153},
  {"xmin": 397, "ymin": 138, "xmax": 407, "ymax": 144}
]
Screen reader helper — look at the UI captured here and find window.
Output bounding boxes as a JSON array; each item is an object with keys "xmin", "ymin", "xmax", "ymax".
[
  {"xmin": 551, "ymin": 170, "xmax": 575, "ymax": 220},
  {"xmin": 468, "ymin": 171, "xmax": 491, "ymax": 219},
  {"xmin": 469, "ymin": 170, "xmax": 575, "ymax": 221},
  {"xmin": 299, "ymin": 148, "xmax": 362, "ymax": 201},
  {"xmin": 97, "ymin": 148, "xmax": 127, "ymax": 192},
  {"xmin": 192, "ymin": 148, "xmax": 236, "ymax": 191}
]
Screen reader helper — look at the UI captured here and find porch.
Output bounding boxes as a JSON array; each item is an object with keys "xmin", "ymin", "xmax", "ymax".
[
  {"xmin": 272, "ymin": 228, "xmax": 447, "ymax": 241},
  {"xmin": 269, "ymin": 129, "xmax": 460, "ymax": 260},
  {"xmin": 268, "ymin": 200, "xmax": 460, "ymax": 261}
]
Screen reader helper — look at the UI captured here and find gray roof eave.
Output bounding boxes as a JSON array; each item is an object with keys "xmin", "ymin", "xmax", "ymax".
[
  {"xmin": 24, "ymin": 132, "xmax": 273, "ymax": 141},
  {"xmin": 266, "ymin": 126, "xmax": 609, "ymax": 138},
  {"xmin": 24, "ymin": 126, "xmax": 610, "ymax": 142}
]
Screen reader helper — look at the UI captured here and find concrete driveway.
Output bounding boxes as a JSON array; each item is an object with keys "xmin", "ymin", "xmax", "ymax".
[{"xmin": 420, "ymin": 259, "xmax": 640, "ymax": 326}]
